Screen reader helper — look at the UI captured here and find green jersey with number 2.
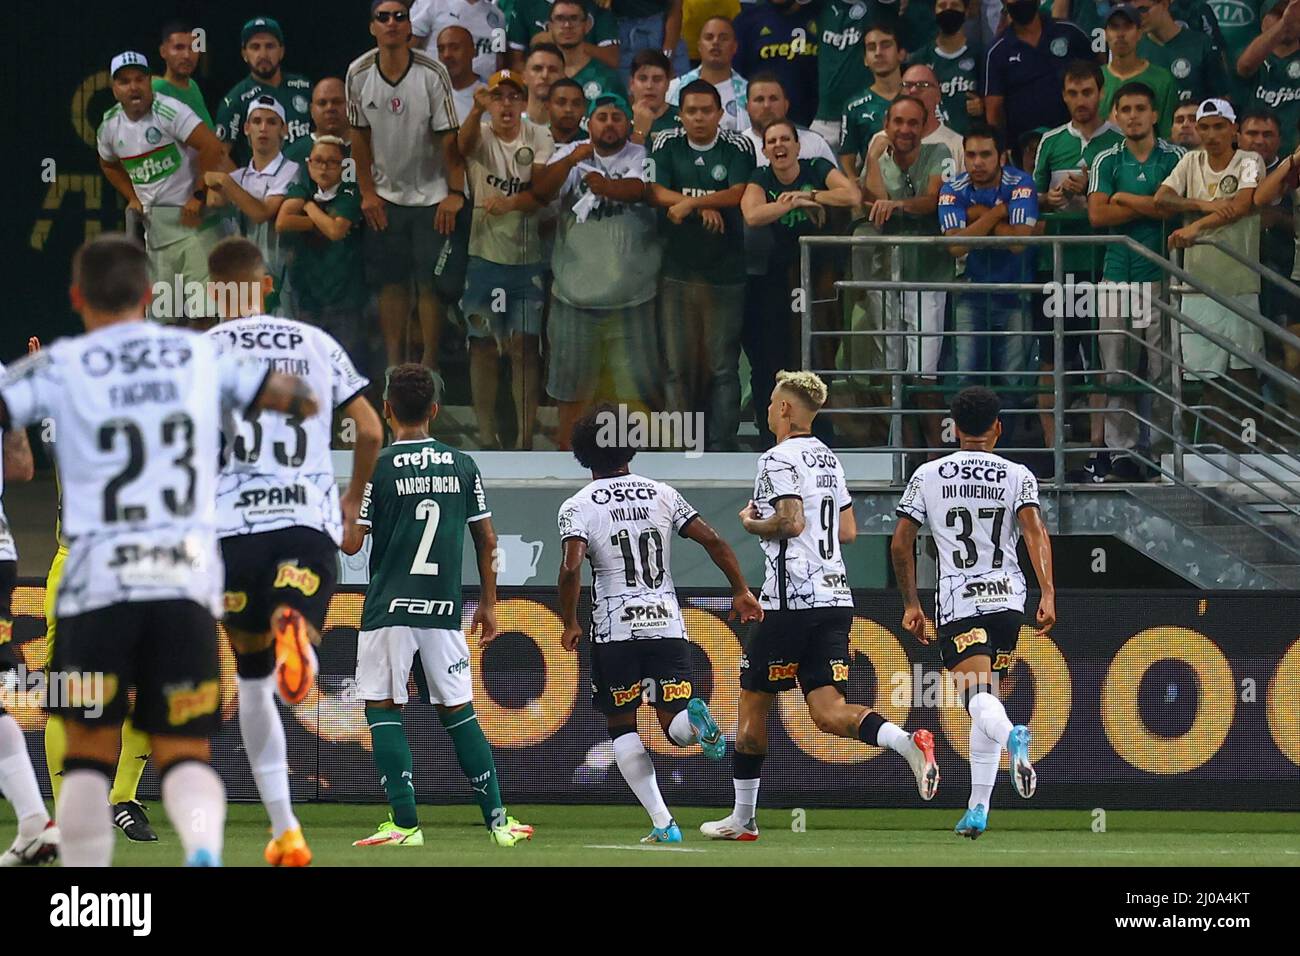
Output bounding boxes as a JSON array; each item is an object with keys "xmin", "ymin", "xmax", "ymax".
[{"xmin": 359, "ymin": 439, "xmax": 490, "ymax": 631}]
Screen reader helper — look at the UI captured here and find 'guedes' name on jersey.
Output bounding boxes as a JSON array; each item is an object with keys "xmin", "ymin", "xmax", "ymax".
[
  {"xmin": 896, "ymin": 450, "xmax": 1040, "ymax": 626},
  {"xmin": 557, "ymin": 474, "xmax": 699, "ymax": 643},
  {"xmin": 208, "ymin": 316, "xmax": 368, "ymax": 544},
  {"xmin": 752, "ymin": 436, "xmax": 853, "ymax": 611},
  {"xmin": 359, "ymin": 438, "xmax": 490, "ymax": 631},
  {"xmin": 0, "ymin": 321, "xmax": 268, "ymax": 617}
]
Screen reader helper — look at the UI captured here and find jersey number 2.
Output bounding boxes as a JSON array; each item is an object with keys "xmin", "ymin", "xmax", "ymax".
[{"xmin": 410, "ymin": 499, "xmax": 442, "ymax": 575}]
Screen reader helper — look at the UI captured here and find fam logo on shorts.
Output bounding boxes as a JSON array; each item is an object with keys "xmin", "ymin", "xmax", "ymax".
[
  {"xmin": 274, "ymin": 563, "xmax": 321, "ymax": 596},
  {"xmin": 830, "ymin": 661, "xmax": 849, "ymax": 683},
  {"xmin": 145, "ymin": 127, "xmax": 162, "ymax": 145},
  {"xmin": 768, "ymin": 661, "xmax": 799, "ymax": 682},
  {"xmin": 611, "ymin": 682, "xmax": 644, "ymax": 707},
  {"xmin": 166, "ymin": 680, "xmax": 220, "ymax": 726},
  {"xmin": 224, "ymin": 591, "xmax": 248, "ymax": 614},
  {"xmin": 952, "ymin": 627, "xmax": 989, "ymax": 653},
  {"xmin": 661, "ymin": 679, "xmax": 692, "ymax": 702}
]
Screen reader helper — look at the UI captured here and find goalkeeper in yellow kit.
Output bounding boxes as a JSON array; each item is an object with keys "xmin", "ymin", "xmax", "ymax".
[{"xmin": 31, "ymin": 336, "xmax": 156, "ymax": 843}]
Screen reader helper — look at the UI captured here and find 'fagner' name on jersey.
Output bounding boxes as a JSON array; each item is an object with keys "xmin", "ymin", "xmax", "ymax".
[
  {"xmin": 557, "ymin": 474, "xmax": 698, "ymax": 644},
  {"xmin": 896, "ymin": 449, "xmax": 1040, "ymax": 627}
]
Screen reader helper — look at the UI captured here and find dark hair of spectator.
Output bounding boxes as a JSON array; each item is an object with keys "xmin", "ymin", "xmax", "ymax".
[
  {"xmin": 571, "ymin": 404, "xmax": 637, "ymax": 473},
  {"xmin": 73, "ymin": 234, "xmax": 151, "ymax": 312},
  {"xmin": 1113, "ymin": 81, "xmax": 1157, "ymax": 109},
  {"xmin": 631, "ymin": 48, "xmax": 673, "ymax": 78},
  {"xmin": 951, "ymin": 386, "xmax": 1001, "ymax": 437},
  {"xmin": 680, "ymin": 78, "xmax": 723, "ymax": 110},
  {"xmin": 208, "ymin": 236, "xmax": 266, "ymax": 284},
  {"xmin": 1239, "ymin": 106, "xmax": 1281, "ymax": 131},
  {"xmin": 763, "ymin": 118, "xmax": 799, "ymax": 144},
  {"xmin": 1015, "ymin": 128, "xmax": 1043, "ymax": 169},
  {"xmin": 159, "ymin": 20, "xmax": 196, "ymax": 44},
  {"xmin": 551, "ymin": 0, "xmax": 587, "ymax": 19},
  {"xmin": 386, "ymin": 364, "xmax": 441, "ymax": 423},
  {"xmin": 550, "ymin": 77, "xmax": 586, "ymax": 100},
  {"xmin": 964, "ymin": 121, "xmax": 1002, "ymax": 155},
  {"xmin": 887, "ymin": 95, "xmax": 929, "ymax": 121},
  {"xmin": 1063, "ymin": 58, "xmax": 1105, "ymax": 92},
  {"xmin": 747, "ymin": 71, "xmax": 787, "ymax": 94},
  {"xmin": 526, "ymin": 42, "xmax": 565, "ymax": 64},
  {"xmin": 865, "ymin": 20, "xmax": 902, "ymax": 42}
]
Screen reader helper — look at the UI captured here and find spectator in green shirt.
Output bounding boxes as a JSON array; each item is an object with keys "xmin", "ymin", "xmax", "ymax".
[
  {"xmin": 283, "ymin": 78, "xmax": 352, "ymax": 167},
  {"xmin": 1100, "ymin": 6, "xmax": 1179, "ymax": 140},
  {"xmin": 275, "ymin": 136, "xmax": 371, "ymax": 374},
  {"xmin": 1236, "ymin": 0, "xmax": 1300, "ymax": 155},
  {"xmin": 1134, "ymin": 0, "xmax": 1228, "ymax": 106},
  {"xmin": 1086, "ymin": 81, "xmax": 1183, "ymax": 480},
  {"xmin": 629, "ymin": 49, "xmax": 682, "ymax": 145},
  {"xmin": 550, "ymin": 0, "xmax": 628, "ymax": 105},
  {"xmin": 154, "ymin": 20, "xmax": 213, "ymax": 128}
]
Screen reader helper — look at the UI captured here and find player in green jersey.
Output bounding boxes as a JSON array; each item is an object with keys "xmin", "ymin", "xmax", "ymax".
[{"xmin": 344, "ymin": 365, "xmax": 533, "ymax": 848}]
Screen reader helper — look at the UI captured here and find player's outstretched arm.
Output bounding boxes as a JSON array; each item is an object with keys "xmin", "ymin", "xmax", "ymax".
[
  {"xmin": 254, "ymin": 372, "xmax": 320, "ymax": 420},
  {"xmin": 890, "ymin": 517, "xmax": 928, "ymax": 643},
  {"xmin": 469, "ymin": 516, "xmax": 500, "ymax": 648},
  {"xmin": 681, "ymin": 517, "xmax": 763, "ymax": 623},
  {"xmin": 339, "ymin": 395, "xmax": 383, "ymax": 534},
  {"xmin": 839, "ymin": 502, "xmax": 858, "ymax": 545},
  {"xmin": 1017, "ymin": 505, "xmax": 1056, "ymax": 634},
  {"xmin": 557, "ymin": 536, "xmax": 587, "ymax": 651},
  {"xmin": 2, "ymin": 428, "xmax": 34, "ymax": 484}
]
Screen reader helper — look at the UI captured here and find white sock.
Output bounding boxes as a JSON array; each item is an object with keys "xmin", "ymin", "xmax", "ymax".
[
  {"xmin": 162, "ymin": 761, "xmax": 226, "ymax": 863},
  {"xmin": 238, "ymin": 675, "xmax": 299, "ymax": 838},
  {"xmin": 666, "ymin": 709, "xmax": 697, "ymax": 747},
  {"xmin": 968, "ymin": 691, "xmax": 1014, "ymax": 748},
  {"xmin": 969, "ymin": 723, "xmax": 1002, "ymax": 812},
  {"xmin": 0, "ymin": 713, "xmax": 49, "ymax": 837},
  {"xmin": 732, "ymin": 777, "xmax": 760, "ymax": 823},
  {"xmin": 874, "ymin": 719, "xmax": 914, "ymax": 757},
  {"xmin": 57, "ymin": 769, "xmax": 113, "ymax": 866},
  {"xmin": 612, "ymin": 732, "xmax": 673, "ymax": 829}
]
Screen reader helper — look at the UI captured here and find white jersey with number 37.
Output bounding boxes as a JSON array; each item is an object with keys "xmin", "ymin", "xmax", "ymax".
[
  {"xmin": 0, "ymin": 321, "xmax": 268, "ymax": 618},
  {"xmin": 896, "ymin": 450, "xmax": 1040, "ymax": 626},
  {"xmin": 752, "ymin": 436, "xmax": 853, "ymax": 611},
  {"xmin": 557, "ymin": 474, "xmax": 699, "ymax": 643},
  {"xmin": 208, "ymin": 316, "xmax": 368, "ymax": 544}
]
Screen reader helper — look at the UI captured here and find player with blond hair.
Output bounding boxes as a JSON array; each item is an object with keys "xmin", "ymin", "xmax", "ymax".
[{"xmin": 702, "ymin": 371, "xmax": 939, "ymax": 840}]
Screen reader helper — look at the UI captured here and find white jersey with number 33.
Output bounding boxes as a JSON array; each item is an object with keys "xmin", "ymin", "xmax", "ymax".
[
  {"xmin": 557, "ymin": 474, "xmax": 698, "ymax": 643},
  {"xmin": 0, "ymin": 321, "xmax": 268, "ymax": 618},
  {"xmin": 208, "ymin": 316, "xmax": 368, "ymax": 544},
  {"xmin": 752, "ymin": 436, "xmax": 853, "ymax": 611},
  {"xmin": 896, "ymin": 450, "xmax": 1040, "ymax": 626}
]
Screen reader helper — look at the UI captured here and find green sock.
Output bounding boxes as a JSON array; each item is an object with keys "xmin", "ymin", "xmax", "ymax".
[
  {"xmin": 366, "ymin": 706, "xmax": 418, "ymax": 829},
  {"xmin": 440, "ymin": 703, "xmax": 505, "ymax": 828}
]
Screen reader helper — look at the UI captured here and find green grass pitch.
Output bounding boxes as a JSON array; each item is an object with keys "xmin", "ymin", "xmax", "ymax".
[{"xmin": 4, "ymin": 803, "xmax": 1298, "ymax": 866}]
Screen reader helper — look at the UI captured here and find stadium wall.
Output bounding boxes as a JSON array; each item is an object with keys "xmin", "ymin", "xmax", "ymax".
[{"xmin": 3, "ymin": 585, "xmax": 1297, "ymax": 811}]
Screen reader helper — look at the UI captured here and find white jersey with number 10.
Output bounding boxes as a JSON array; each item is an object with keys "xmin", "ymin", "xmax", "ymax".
[
  {"xmin": 752, "ymin": 436, "xmax": 853, "ymax": 611},
  {"xmin": 896, "ymin": 450, "xmax": 1040, "ymax": 626}
]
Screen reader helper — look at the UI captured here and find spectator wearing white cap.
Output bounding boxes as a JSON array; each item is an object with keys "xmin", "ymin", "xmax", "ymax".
[
  {"xmin": 411, "ymin": 0, "xmax": 508, "ymax": 82},
  {"xmin": 97, "ymin": 51, "xmax": 231, "ymax": 324},
  {"xmin": 348, "ymin": 0, "xmax": 466, "ymax": 373},
  {"xmin": 205, "ymin": 95, "xmax": 302, "ymax": 316},
  {"xmin": 215, "ymin": 17, "xmax": 313, "ymax": 165},
  {"xmin": 457, "ymin": 69, "xmax": 556, "ymax": 449},
  {"xmin": 1155, "ymin": 97, "xmax": 1264, "ymax": 436}
]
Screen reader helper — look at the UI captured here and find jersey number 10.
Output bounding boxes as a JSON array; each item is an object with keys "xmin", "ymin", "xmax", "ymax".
[{"xmin": 611, "ymin": 528, "xmax": 666, "ymax": 589}]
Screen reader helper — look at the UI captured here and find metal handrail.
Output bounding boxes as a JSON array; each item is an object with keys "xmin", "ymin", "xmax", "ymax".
[{"xmin": 798, "ymin": 232, "xmax": 1300, "ymax": 568}]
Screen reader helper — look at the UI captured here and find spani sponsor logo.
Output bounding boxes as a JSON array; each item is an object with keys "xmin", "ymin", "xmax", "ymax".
[{"xmin": 619, "ymin": 603, "xmax": 673, "ymax": 623}]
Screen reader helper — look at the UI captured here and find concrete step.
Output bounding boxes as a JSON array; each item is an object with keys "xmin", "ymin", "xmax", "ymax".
[
  {"xmin": 1257, "ymin": 564, "xmax": 1300, "ymax": 588},
  {"xmin": 1188, "ymin": 522, "xmax": 1287, "ymax": 565}
]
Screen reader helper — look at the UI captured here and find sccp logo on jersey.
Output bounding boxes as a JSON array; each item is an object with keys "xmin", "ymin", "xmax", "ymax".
[
  {"xmin": 939, "ymin": 461, "xmax": 959, "ymax": 479},
  {"xmin": 801, "ymin": 448, "xmax": 839, "ymax": 469},
  {"xmin": 273, "ymin": 564, "xmax": 320, "ymax": 597}
]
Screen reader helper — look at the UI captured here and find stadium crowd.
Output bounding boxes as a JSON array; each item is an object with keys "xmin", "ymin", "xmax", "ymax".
[{"xmin": 96, "ymin": 0, "xmax": 1300, "ymax": 474}]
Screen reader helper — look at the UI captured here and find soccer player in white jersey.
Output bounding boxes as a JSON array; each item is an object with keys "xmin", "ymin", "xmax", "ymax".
[
  {"xmin": 205, "ymin": 237, "xmax": 383, "ymax": 867},
  {"xmin": 702, "ymin": 372, "xmax": 939, "ymax": 841},
  {"xmin": 558, "ymin": 406, "xmax": 763, "ymax": 843},
  {"xmin": 0, "ymin": 379, "xmax": 58, "ymax": 865},
  {"xmin": 0, "ymin": 234, "xmax": 320, "ymax": 866},
  {"xmin": 891, "ymin": 386, "xmax": 1056, "ymax": 839}
]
